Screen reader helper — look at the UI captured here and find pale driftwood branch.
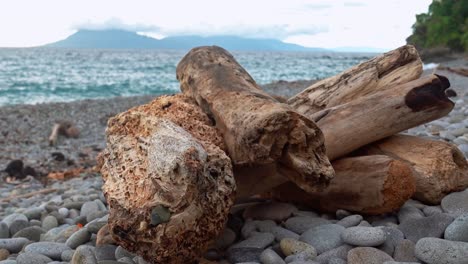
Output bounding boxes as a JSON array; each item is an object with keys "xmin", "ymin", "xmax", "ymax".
[{"xmin": 48, "ymin": 123, "xmax": 61, "ymax": 146}]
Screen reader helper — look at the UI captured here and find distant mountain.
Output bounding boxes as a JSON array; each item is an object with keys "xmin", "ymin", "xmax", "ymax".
[{"xmin": 46, "ymin": 29, "xmax": 327, "ymax": 52}]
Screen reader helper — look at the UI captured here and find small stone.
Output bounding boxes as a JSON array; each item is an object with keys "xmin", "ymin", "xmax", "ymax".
[
  {"xmin": 271, "ymin": 226, "xmax": 299, "ymax": 241},
  {"xmin": 335, "ymin": 210, "xmax": 351, "ymax": 220},
  {"xmin": 383, "ymin": 262, "xmax": 420, "ymax": 264},
  {"xmin": 16, "ymin": 252, "xmax": 53, "ymax": 264},
  {"xmin": 280, "ymin": 238, "xmax": 317, "ymax": 258},
  {"xmin": 347, "ymin": 247, "xmax": 393, "ymax": 264},
  {"xmin": 72, "ymin": 245, "xmax": 97, "ymax": 264},
  {"xmin": 441, "ymin": 189, "xmax": 468, "ymax": 216},
  {"xmin": 315, "ymin": 245, "xmax": 353, "ymax": 264},
  {"xmin": 415, "ymin": 237, "xmax": 468, "ymax": 264},
  {"xmin": 23, "ymin": 208, "xmax": 44, "ymax": 220},
  {"xmin": 342, "ymin": 226, "xmax": 387, "ymax": 246},
  {"xmin": 231, "ymin": 232, "xmax": 274, "ymax": 249},
  {"xmin": 86, "ymin": 220, "xmax": 107, "ymax": 234},
  {"xmin": 358, "ymin": 221, "xmax": 372, "ymax": 227},
  {"xmin": 300, "ymin": 224, "xmax": 345, "ymax": 254},
  {"xmin": 24, "ymin": 242, "xmax": 71, "ymax": 260},
  {"xmin": 393, "ymin": 239, "xmax": 417, "ymax": 262},
  {"xmin": 398, "ymin": 213, "xmax": 454, "ymax": 243},
  {"xmin": 117, "ymin": 257, "xmax": 135, "ymax": 264},
  {"xmin": 337, "ymin": 215, "xmax": 363, "ymax": 228},
  {"xmin": 0, "ymin": 260, "xmax": 18, "ymax": 264},
  {"xmin": 80, "ymin": 202, "xmax": 100, "ymax": 218},
  {"xmin": 328, "ymin": 258, "xmax": 346, "ymax": 264},
  {"xmin": 285, "ymin": 217, "xmax": 330, "ymax": 234},
  {"xmin": 66, "ymin": 229, "xmax": 91, "ymax": 249},
  {"xmin": 0, "ymin": 248, "xmax": 9, "ymax": 261},
  {"xmin": 0, "ymin": 238, "xmax": 29, "ymax": 253},
  {"xmin": 0, "ymin": 223, "xmax": 9, "ymax": 238},
  {"xmin": 445, "ymin": 213, "xmax": 468, "ymax": 242},
  {"xmin": 293, "ymin": 211, "xmax": 319, "ymax": 218},
  {"xmin": 114, "ymin": 246, "xmax": 135, "ymax": 260},
  {"xmin": 371, "ymin": 215, "xmax": 398, "ymax": 228},
  {"xmin": 226, "ymin": 248, "xmax": 263, "ymax": 263},
  {"xmin": 215, "ymin": 228, "xmax": 236, "ymax": 249},
  {"xmin": 423, "ymin": 206, "xmax": 443, "ymax": 216},
  {"xmin": 397, "ymin": 206, "xmax": 424, "ymax": 224},
  {"xmin": 41, "ymin": 216, "xmax": 58, "ymax": 231},
  {"xmin": 96, "ymin": 224, "xmax": 115, "ymax": 246},
  {"xmin": 61, "ymin": 250, "xmax": 75, "ymax": 261},
  {"xmin": 40, "ymin": 225, "xmax": 70, "ymax": 242},
  {"xmin": 150, "ymin": 205, "xmax": 170, "ymax": 226},
  {"xmin": 95, "ymin": 245, "xmax": 117, "ymax": 261},
  {"xmin": 58, "ymin": 208, "xmax": 69, "ymax": 218},
  {"xmin": 378, "ymin": 227, "xmax": 405, "ymax": 256},
  {"xmin": 12, "ymin": 226, "xmax": 45, "ymax": 242},
  {"xmin": 243, "ymin": 202, "xmax": 297, "ymax": 222},
  {"xmin": 86, "ymin": 211, "xmax": 107, "ymax": 223},
  {"xmin": 2, "ymin": 214, "xmax": 27, "ymax": 227},
  {"xmin": 260, "ymin": 248, "xmax": 285, "ymax": 264},
  {"xmin": 8, "ymin": 220, "xmax": 29, "ymax": 236},
  {"xmin": 54, "ymin": 225, "xmax": 79, "ymax": 243},
  {"xmin": 257, "ymin": 220, "xmax": 277, "ymax": 233},
  {"xmin": 242, "ymin": 220, "xmax": 258, "ymax": 238}
]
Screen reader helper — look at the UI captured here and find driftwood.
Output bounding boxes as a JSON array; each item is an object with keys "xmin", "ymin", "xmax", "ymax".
[
  {"xmin": 270, "ymin": 155, "xmax": 416, "ymax": 214},
  {"xmin": 289, "ymin": 45, "xmax": 423, "ymax": 116},
  {"xmin": 99, "ymin": 95, "xmax": 236, "ymax": 263},
  {"xmin": 312, "ymin": 74, "xmax": 454, "ymax": 160},
  {"xmin": 0, "ymin": 188, "xmax": 57, "ymax": 203},
  {"xmin": 48, "ymin": 121, "xmax": 80, "ymax": 146},
  {"xmin": 438, "ymin": 66, "xmax": 468, "ymax": 77},
  {"xmin": 354, "ymin": 134, "xmax": 468, "ymax": 204},
  {"xmin": 176, "ymin": 46, "xmax": 334, "ymax": 193}
]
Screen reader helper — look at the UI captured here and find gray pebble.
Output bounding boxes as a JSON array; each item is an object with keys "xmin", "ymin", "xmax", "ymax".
[
  {"xmin": 397, "ymin": 206, "xmax": 424, "ymax": 224},
  {"xmin": 86, "ymin": 211, "xmax": 107, "ymax": 223},
  {"xmin": 231, "ymin": 232, "xmax": 275, "ymax": 249},
  {"xmin": 80, "ymin": 201, "xmax": 100, "ymax": 218},
  {"xmin": 257, "ymin": 220, "xmax": 277, "ymax": 233},
  {"xmin": 423, "ymin": 206, "xmax": 443, "ymax": 216},
  {"xmin": 12, "ymin": 226, "xmax": 45, "ymax": 242},
  {"xmin": 285, "ymin": 217, "xmax": 330, "ymax": 234},
  {"xmin": 41, "ymin": 216, "xmax": 58, "ymax": 231},
  {"xmin": 383, "ymin": 262, "xmax": 420, "ymax": 264},
  {"xmin": 445, "ymin": 213, "xmax": 468, "ymax": 242},
  {"xmin": 8, "ymin": 220, "xmax": 29, "ymax": 237},
  {"xmin": 0, "ymin": 260, "xmax": 17, "ymax": 264},
  {"xmin": 293, "ymin": 211, "xmax": 318, "ymax": 218},
  {"xmin": 66, "ymin": 229, "xmax": 91, "ymax": 249},
  {"xmin": 315, "ymin": 245, "xmax": 353, "ymax": 264},
  {"xmin": 85, "ymin": 220, "xmax": 107, "ymax": 234},
  {"xmin": 328, "ymin": 258, "xmax": 346, "ymax": 264},
  {"xmin": 284, "ymin": 251, "xmax": 317, "ymax": 262},
  {"xmin": 0, "ymin": 223, "xmax": 9, "ymax": 239},
  {"xmin": 117, "ymin": 257, "xmax": 135, "ymax": 264},
  {"xmin": 335, "ymin": 210, "xmax": 351, "ymax": 220},
  {"xmin": 441, "ymin": 189, "xmax": 468, "ymax": 216},
  {"xmin": 393, "ymin": 239, "xmax": 417, "ymax": 262},
  {"xmin": 271, "ymin": 226, "xmax": 299, "ymax": 241},
  {"xmin": 243, "ymin": 202, "xmax": 297, "ymax": 222},
  {"xmin": 61, "ymin": 249, "xmax": 75, "ymax": 261},
  {"xmin": 337, "ymin": 215, "xmax": 363, "ymax": 228},
  {"xmin": 2, "ymin": 214, "xmax": 27, "ymax": 228},
  {"xmin": 215, "ymin": 228, "xmax": 236, "ymax": 249},
  {"xmin": 280, "ymin": 238, "xmax": 316, "ymax": 258},
  {"xmin": 24, "ymin": 242, "xmax": 71, "ymax": 260},
  {"xmin": 95, "ymin": 245, "xmax": 117, "ymax": 261},
  {"xmin": 114, "ymin": 246, "xmax": 135, "ymax": 260},
  {"xmin": 23, "ymin": 208, "xmax": 44, "ymax": 221},
  {"xmin": 260, "ymin": 248, "xmax": 285, "ymax": 264},
  {"xmin": 72, "ymin": 245, "xmax": 97, "ymax": 264},
  {"xmin": 0, "ymin": 238, "xmax": 29, "ymax": 253},
  {"xmin": 358, "ymin": 221, "xmax": 372, "ymax": 227},
  {"xmin": 378, "ymin": 227, "xmax": 405, "ymax": 256},
  {"xmin": 347, "ymin": 247, "xmax": 393, "ymax": 264},
  {"xmin": 63, "ymin": 202, "xmax": 85, "ymax": 211},
  {"xmin": 16, "ymin": 252, "xmax": 52, "ymax": 264},
  {"xmin": 415, "ymin": 237, "xmax": 468, "ymax": 264},
  {"xmin": 300, "ymin": 224, "xmax": 345, "ymax": 254},
  {"xmin": 342, "ymin": 226, "xmax": 387, "ymax": 246},
  {"xmin": 398, "ymin": 213, "xmax": 454, "ymax": 243},
  {"xmin": 227, "ymin": 247, "xmax": 263, "ymax": 263},
  {"xmin": 58, "ymin": 208, "xmax": 69, "ymax": 218}
]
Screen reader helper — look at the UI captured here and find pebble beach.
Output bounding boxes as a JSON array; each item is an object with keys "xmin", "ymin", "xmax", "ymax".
[{"xmin": 0, "ymin": 58, "xmax": 467, "ymax": 264}]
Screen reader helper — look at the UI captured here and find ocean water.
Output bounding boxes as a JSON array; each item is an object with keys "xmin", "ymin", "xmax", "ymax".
[{"xmin": 0, "ymin": 48, "xmax": 375, "ymax": 106}]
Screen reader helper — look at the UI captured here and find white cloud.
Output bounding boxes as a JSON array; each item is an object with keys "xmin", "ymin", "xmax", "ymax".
[{"xmin": 0, "ymin": 0, "xmax": 431, "ymax": 49}]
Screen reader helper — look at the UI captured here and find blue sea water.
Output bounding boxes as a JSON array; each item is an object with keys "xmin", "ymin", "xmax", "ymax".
[{"xmin": 0, "ymin": 48, "xmax": 376, "ymax": 106}]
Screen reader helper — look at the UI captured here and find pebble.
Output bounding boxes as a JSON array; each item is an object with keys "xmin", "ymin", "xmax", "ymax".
[
  {"xmin": 328, "ymin": 258, "xmax": 346, "ymax": 264},
  {"xmin": 0, "ymin": 223, "xmax": 9, "ymax": 239},
  {"xmin": 2, "ymin": 214, "xmax": 28, "ymax": 227},
  {"xmin": 0, "ymin": 260, "xmax": 17, "ymax": 264},
  {"xmin": 80, "ymin": 201, "xmax": 100, "ymax": 218},
  {"xmin": 55, "ymin": 225, "xmax": 79, "ymax": 243},
  {"xmin": 61, "ymin": 250, "xmax": 75, "ymax": 261},
  {"xmin": 24, "ymin": 242, "xmax": 71, "ymax": 260},
  {"xmin": 315, "ymin": 245, "xmax": 353, "ymax": 264},
  {"xmin": 423, "ymin": 206, "xmax": 443, "ymax": 216},
  {"xmin": 300, "ymin": 224, "xmax": 345, "ymax": 254},
  {"xmin": 397, "ymin": 206, "xmax": 424, "ymax": 223},
  {"xmin": 66, "ymin": 228, "xmax": 91, "ymax": 249},
  {"xmin": 342, "ymin": 226, "xmax": 387, "ymax": 246},
  {"xmin": 285, "ymin": 217, "xmax": 330, "ymax": 234},
  {"xmin": 8, "ymin": 220, "xmax": 29, "ymax": 236},
  {"xmin": 243, "ymin": 202, "xmax": 297, "ymax": 222},
  {"xmin": 23, "ymin": 208, "xmax": 44, "ymax": 220},
  {"xmin": 336, "ymin": 215, "xmax": 362, "ymax": 228},
  {"xmin": 393, "ymin": 239, "xmax": 417, "ymax": 262},
  {"xmin": 279, "ymin": 238, "xmax": 316, "ymax": 258},
  {"xmin": 95, "ymin": 245, "xmax": 117, "ymax": 261},
  {"xmin": 12, "ymin": 226, "xmax": 45, "ymax": 242},
  {"xmin": 378, "ymin": 227, "xmax": 405, "ymax": 256},
  {"xmin": 444, "ymin": 213, "xmax": 468, "ymax": 242},
  {"xmin": 41, "ymin": 216, "xmax": 58, "ymax": 231},
  {"xmin": 230, "ymin": 232, "xmax": 275, "ymax": 249},
  {"xmin": 215, "ymin": 228, "xmax": 237, "ymax": 249},
  {"xmin": 335, "ymin": 210, "xmax": 351, "ymax": 220},
  {"xmin": 0, "ymin": 249, "xmax": 9, "ymax": 261},
  {"xmin": 347, "ymin": 247, "xmax": 394, "ymax": 264},
  {"xmin": 16, "ymin": 252, "xmax": 53, "ymax": 264},
  {"xmin": 114, "ymin": 246, "xmax": 135, "ymax": 260},
  {"xmin": 284, "ymin": 251, "xmax": 317, "ymax": 263},
  {"xmin": 72, "ymin": 245, "xmax": 98, "ymax": 264},
  {"xmin": 270, "ymin": 226, "xmax": 299, "ymax": 241},
  {"xmin": 259, "ymin": 248, "xmax": 285, "ymax": 264},
  {"xmin": 257, "ymin": 220, "xmax": 276, "ymax": 233},
  {"xmin": 441, "ymin": 189, "xmax": 468, "ymax": 216},
  {"xmin": 358, "ymin": 221, "xmax": 372, "ymax": 227},
  {"xmin": 117, "ymin": 257, "xmax": 135, "ymax": 264},
  {"xmin": 86, "ymin": 220, "xmax": 107, "ymax": 234},
  {"xmin": 58, "ymin": 208, "xmax": 69, "ymax": 218},
  {"xmin": 226, "ymin": 248, "xmax": 263, "ymax": 263},
  {"xmin": 415, "ymin": 237, "xmax": 468, "ymax": 264},
  {"xmin": 0, "ymin": 238, "xmax": 29, "ymax": 253},
  {"xmin": 398, "ymin": 213, "xmax": 454, "ymax": 242}
]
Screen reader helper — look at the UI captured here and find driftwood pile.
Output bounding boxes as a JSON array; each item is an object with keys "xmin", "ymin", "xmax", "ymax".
[{"xmin": 97, "ymin": 45, "xmax": 468, "ymax": 263}]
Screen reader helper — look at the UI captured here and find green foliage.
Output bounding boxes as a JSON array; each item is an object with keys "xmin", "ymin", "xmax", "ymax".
[{"xmin": 407, "ymin": 0, "xmax": 468, "ymax": 52}]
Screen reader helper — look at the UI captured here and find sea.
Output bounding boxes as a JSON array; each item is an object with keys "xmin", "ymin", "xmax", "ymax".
[{"xmin": 0, "ymin": 48, "xmax": 376, "ymax": 106}]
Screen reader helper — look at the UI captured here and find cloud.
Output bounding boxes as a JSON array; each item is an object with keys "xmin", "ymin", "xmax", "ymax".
[{"xmin": 73, "ymin": 17, "xmax": 160, "ymax": 32}]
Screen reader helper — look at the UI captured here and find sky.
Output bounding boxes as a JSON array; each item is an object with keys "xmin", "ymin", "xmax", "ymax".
[{"xmin": 0, "ymin": 0, "xmax": 432, "ymax": 49}]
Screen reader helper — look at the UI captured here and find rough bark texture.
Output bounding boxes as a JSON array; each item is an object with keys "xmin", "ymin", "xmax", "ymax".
[
  {"xmin": 176, "ymin": 46, "xmax": 334, "ymax": 193},
  {"xmin": 289, "ymin": 45, "xmax": 423, "ymax": 116},
  {"xmin": 98, "ymin": 94, "xmax": 236, "ymax": 264},
  {"xmin": 313, "ymin": 74, "xmax": 454, "ymax": 160},
  {"xmin": 355, "ymin": 134, "xmax": 468, "ymax": 204},
  {"xmin": 270, "ymin": 155, "xmax": 416, "ymax": 215}
]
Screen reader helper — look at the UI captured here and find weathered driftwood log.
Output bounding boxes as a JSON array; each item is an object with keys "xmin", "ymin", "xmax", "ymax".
[
  {"xmin": 176, "ymin": 46, "xmax": 334, "ymax": 193},
  {"xmin": 289, "ymin": 45, "xmax": 423, "ymax": 116},
  {"xmin": 269, "ymin": 155, "xmax": 416, "ymax": 214},
  {"xmin": 312, "ymin": 74, "xmax": 454, "ymax": 160},
  {"xmin": 99, "ymin": 94, "xmax": 236, "ymax": 263},
  {"xmin": 354, "ymin": 134, "xmax": 468, "ymax": 204}
]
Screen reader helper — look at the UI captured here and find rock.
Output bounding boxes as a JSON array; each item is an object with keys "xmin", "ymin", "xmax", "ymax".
[
  {"xmin": 358, "ymin": 221, "xmax": 372, "ymax": 227},
  {"xmin": 85, "ymin": 220, "xmax": 107, "ymax": 234},
  {"xmin": 0, "ymin": 260, "xmax": 17, "ymax": 264},
  {"xmin": 445, "ymin": 213, "xmax": 468, "ymax": 242},
  {"xmin": 96, "ymin": 224, "xmax": 115, "ymax": 246},
  {"xmin": 12, "ymin": 226, "xmax": 45, "ymax": 242},
  {"xmin": 315, "ymin": 245, "xmax": 353, "ymax": 264},
  {"xmin": 95, "ymin": 245, "xmax": 117, "ymax": 261},
  {"xmin": 243, "ymin": 202, "xmax": 297, "ymax": 222},
  {"xmin": 16, "ymin": 252, "xmax": 53, "ymax": 264},
  {"xmin": 378, "ymin": 227, "xmax": 404, "ymax": 256},
  {"xmin": 285, "ymin": 217, "xmax": 330, "ymax": 235},
  {"xmin": 342, "ymin": 226, "xmax": 387, "ymax": 246},
  {"xmin": 41, "ymin": 216, "xmax": 58, "ymax": 231},
  {"xmin": 231, "ymin": 232, "xmax": 274, "ymax": 249},
  {"xmin": 284, "ymin": 251, "xmax": 319, "ymax": 263},
  {"xmin": 336, "ymin": 215, "xmax": 363, "ymax": 228},
  {"xmin": 423, "ymin": 206, "xmax": 443, "ymax": 216},
  {"xmin": 86, "ymin": 211, "xmax": 107, "ymax": 223},
  {"xmin": 80, "ymin": 201, "xmax": 100, "ymax": 218},
  {"xmin": 215, "ymin": 228, "xmax": 236, "ymax": 249},
  {"xmin": 383, "ymin": 262, "xmax": 420, "ymax": 264},
  {"xmin": 397, "ymin": 206, "xmax": 424, "ymax": 224},
  {"xmin": 0, "ymin": 248, "xmax": 9, "ymax": 261},
  {"xmin": 58, "ymin": 208, "xmax": 69, "ymax": 218},
  {"xmin": 441, "ymin": 189, "xmax": 468, "ymax": 216},
  {"xmin": 257, "ymin": 220, "xmax": 277, "ymax": 233},
  {"xmin": 280, "ymin": 238, "xmax": 317, "ymax": 258},
  {"xmin": 335, "ymin": 210, "xmax": 351, "ymax": 220},
  {"xmin": 398, "ymin": 213, "xmax": 454, "ymax": 243},
  {"xmin": 0, "ymin": 238, "xmax": 29, "ymax": 253},
  {"xmin": 0, "ymin": 223, "xmax": 9, "ymax": 238},
  {"xmin": 393, "ymin": 239, "xmax": 417, "ymax": 262},
  {"xmin": 40, "ymin": 225, "xmax": 70, "ymax": 242},
  {"xmin": 8, "ymin": 220, "xmax": 29, "ymax": 236},
  {"xmin": 300, "ymin": 224, "xmax": 345, "ymax": 254},
  {"xmin": 66, "ymin": 228, "xmax": 91, "ymax": 249},
  {"xmin": 54, "ymin": 225, "xmax": 79, "ymax": 243},
  {"xmin": 242, "ymin": 221, "xmax": 258, "ymax": 238},
  {"xmin": 4, "ymin": 160, "xmax": 24, "ymax": 178},
  {"xmin": 260, "ymin": 248, "xmax": 286, "ymax": 264},
  {"xmin": 293, "ymin": 211, "xmax": 319, "ymax": 218},
  {"xmin": 117, "ymin": 257, "xmax": 135, "ymax": 264},
  {"xmin": 271, "ymin": 226, "xmax": 299, "ymax": 241},
  {"xmin": 23, "ymin": 208, "xmax": 44, "ymax": 220},
  {"xmin": 61, "ymin": 250, "xmax": 75, "ymax": 261},
  {"xmin": 72, "ymin": 245, "xmax": 97, "ymax": 264},
  {"xmin": 2, "ymin": 214, "xmax": 27, "ymax": 228},
  {"xmin": 328, "ymin": 258, "xmax": 346, "ymax": 264},
  {"xmin": 347, "ymin": 247, "xmax": 393, "ymax": 264},
  {"xmin": 24, "ymin": 242, "xmax": 71, "ymax": 260},
  {"xmin": 114, "ymin": 246, "xmax": 135, "ymax": 260},
  {"xmin": 226, "ymin": 248, "xmax": 263, "ymax": 263},
  {"xmin": 415, "ymin": 237, "xmax": 468, "ymax": 264},
  {"xmin": 63, "ymin": 202, "xmax": 85, "ymax": 210}
]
